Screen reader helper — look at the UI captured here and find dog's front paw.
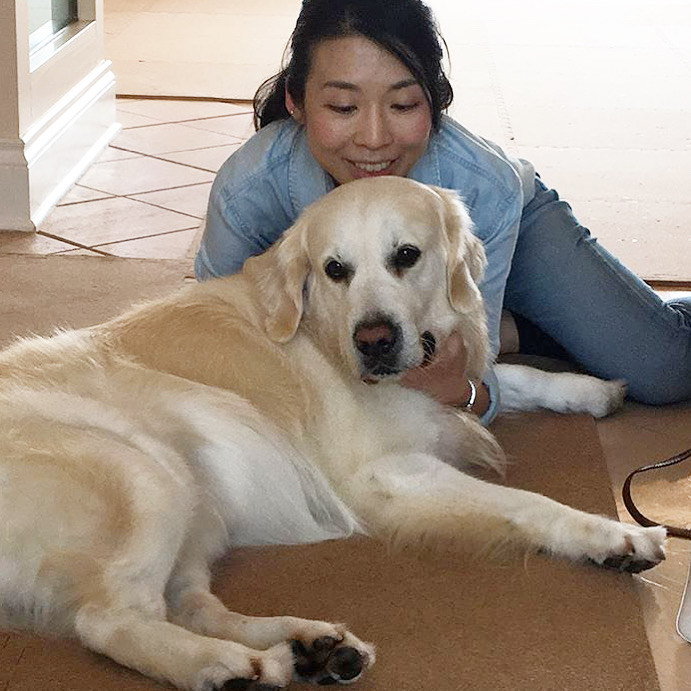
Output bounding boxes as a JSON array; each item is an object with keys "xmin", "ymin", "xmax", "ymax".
[
  {"xmin": 584, "ymin": 521, "xmax": 666, "ymax": 573},
  {"xmin": 291, "ymin": 626, "xmax": 375, "ymax": 685},
  {"xmin": 555, "ymin": 375, "xmax": 626, "ymax": 418},
  {"xmin": 584, "ymin": 378, "xmax": 627, "ymax": 418}
]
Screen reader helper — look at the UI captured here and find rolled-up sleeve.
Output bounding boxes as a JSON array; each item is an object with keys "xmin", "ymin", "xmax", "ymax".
[{"xmin": 480, "ymin": 365, "xmax": 501, "ymax": 426}]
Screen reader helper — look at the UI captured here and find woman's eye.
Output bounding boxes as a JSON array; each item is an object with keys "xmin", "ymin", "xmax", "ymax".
[
  {"xmin": 392, "ymin": 245, "xmax": 421, "ymax": 271},
  {"xmin": 327, "ymin": 104, "xmax": 356, "ymax": 114},
  {"xmin": 392, "ymin": 102, "xmax": 421, "ymax": 112},
  {"xmin": 324, "ymin": 259, "xmax": 350, "ymax": 282}
]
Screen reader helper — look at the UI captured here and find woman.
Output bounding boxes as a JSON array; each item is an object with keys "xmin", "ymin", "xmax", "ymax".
[{"xmin": 195, "ymin": 0, "xmax": 691, "ymax": 423}]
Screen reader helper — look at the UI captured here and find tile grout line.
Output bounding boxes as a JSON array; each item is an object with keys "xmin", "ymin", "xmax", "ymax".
[
  {"xmin": 91, "ymin": 225, "xmax": 202, "ymax": 251},
  {"xmin": 37, "ymin": 231, "xmax": 115, "ymax": 256},
  {"xmin": 105, "ymin": 145, "xmax": 227, "ymax": 174},
  {"xmin": 58, "ymin": 179, "xmax": 214, "ymax": 211},
  {"xmin": 118, "ymin": 112, "xmax": 253, "ymax": 130}
]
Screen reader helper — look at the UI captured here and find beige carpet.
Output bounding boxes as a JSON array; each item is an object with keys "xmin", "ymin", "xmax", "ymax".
[{"xmin": 0, "ymin": 254, "xmax": 660, "ymax": 689}]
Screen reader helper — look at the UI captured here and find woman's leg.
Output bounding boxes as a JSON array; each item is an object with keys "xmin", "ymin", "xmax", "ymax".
[{"xmin": 503, "ymin": 177, "xmax": 691, "ymax": 405}]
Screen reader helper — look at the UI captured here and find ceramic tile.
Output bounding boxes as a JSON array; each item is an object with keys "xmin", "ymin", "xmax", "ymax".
[
  {"xmin": 95, "ymin": 227, "xmax": 201, "ymax": 259},
  {"xmin": 117, "ymin": 110, "xmax": 164, "ymax": 129},
  {"xmin": 0, "ymin": 232, "xmax": 79, "ymax": 255},
  {"xmin": 58, "ymin": 185, "xmax": 114, "ymax": 206},
  {"xmin": 116, "ymin": 98, "xmax": 252, "ymax": 121},
  {"xmin": 38, "ymin": 196, "xmax": 200, "ymax": 247},
  {"xmin": 185, "ymin": 114, "xmax": 255, "ymax": 140},
  {"xmin": 158, "ymin": 143, "xmax": 242, "ymax": 173},
  {"xmin": 93, "ymin": 146, "xmax": 142, "ymax": 164},
  {"xmin": 77, "ymin": 156, "xmax": 214, "ymax": 196},
  {"xmin": 130, "ymin": 182, "xmax": 212, "ymax": 219},
  {"xmin": 111, "ymin": 122, "xmax": 236, "ymax": 156}
]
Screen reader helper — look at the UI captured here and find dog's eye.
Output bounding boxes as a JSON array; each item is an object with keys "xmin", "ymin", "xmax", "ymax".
[
  {"xmin": 324, "ymin": 259, "xmax": 350, "ymax": 282},
  {"xmin": 392, "ymin": 245, "xmax": 421, "ymax": 271}
]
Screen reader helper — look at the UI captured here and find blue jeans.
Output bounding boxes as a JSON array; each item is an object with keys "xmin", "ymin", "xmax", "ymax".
[{"xmin": 503, "ymin": 177, "xmax": 691, "ymax": 405}]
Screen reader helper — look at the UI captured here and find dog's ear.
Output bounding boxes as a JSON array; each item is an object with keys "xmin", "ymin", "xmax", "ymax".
[
  {"xmin": 243, "ymin": 220, "xmax": 310, "ymax": 342},
  {"xmin": 432, "ymin": 186, "xmax": 487, "ymax": 313}
]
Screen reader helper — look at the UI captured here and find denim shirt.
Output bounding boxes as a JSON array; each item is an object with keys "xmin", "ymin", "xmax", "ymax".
[{"xmin": 196, "ymin": 115, "xmax": 536, "ymax": 424}]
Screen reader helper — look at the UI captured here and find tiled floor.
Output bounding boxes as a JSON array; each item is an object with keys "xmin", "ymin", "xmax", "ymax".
[{"xmin": 0, "ymin": 98, "xmax": 252, "ymax": 260}]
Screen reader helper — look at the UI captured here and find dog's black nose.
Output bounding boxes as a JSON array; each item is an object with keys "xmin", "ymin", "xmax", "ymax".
[{"xmin": 353, "ymin": 319, "xmax": 399, "ymax": 359}]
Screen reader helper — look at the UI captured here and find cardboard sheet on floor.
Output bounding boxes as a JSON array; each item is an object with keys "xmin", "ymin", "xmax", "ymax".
[{"xmin": 0, "ymin": 255, "xmax": 659, "ymax": 689}]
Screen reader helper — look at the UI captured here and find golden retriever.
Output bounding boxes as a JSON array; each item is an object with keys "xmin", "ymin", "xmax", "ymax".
[{"xmin": 0, "ymin": 177, "xmax": 666, "ymax": 690}]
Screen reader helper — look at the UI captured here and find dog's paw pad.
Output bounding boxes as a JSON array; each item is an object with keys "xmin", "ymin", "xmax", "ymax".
[
  {"xmin": 325, "ymin": 646, "xmax": 366, "ymax": 682},
  {"xmin": 292, "ymin": 637, "xmax": 370, "ymax": 685},
  {"xmin": 587, "ymin": 525, "xmax": 666, "ymax": 573},
  {"xmin": 596, "ymin": 555, "xmax": 660, "ymax": 574}
]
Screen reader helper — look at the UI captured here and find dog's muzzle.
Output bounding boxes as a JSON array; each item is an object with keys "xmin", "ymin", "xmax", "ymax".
[{"xmin": 353, "ymin": 317, "xmax": 403, "ymax": 377}]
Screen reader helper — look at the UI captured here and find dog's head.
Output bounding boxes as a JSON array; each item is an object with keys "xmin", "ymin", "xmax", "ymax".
[{"xmin": 243, "ymin": 177, "xmax": 490, "ymax": 381}]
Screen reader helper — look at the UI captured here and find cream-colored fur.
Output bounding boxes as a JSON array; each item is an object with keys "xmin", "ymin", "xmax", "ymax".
[{"xmin": 0, "ymin": 177, "xmax": 664, "ymax": 690}]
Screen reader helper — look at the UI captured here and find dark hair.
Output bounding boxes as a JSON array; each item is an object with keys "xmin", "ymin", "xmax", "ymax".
[{"xmin": 253, "ymin": 0, "xmax": 453, "ymax": 131}]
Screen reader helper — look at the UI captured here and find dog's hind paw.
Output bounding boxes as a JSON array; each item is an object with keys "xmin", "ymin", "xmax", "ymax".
[{"xmin": 292, "ymin": 629, "xmax": 375, "ymax": 685}]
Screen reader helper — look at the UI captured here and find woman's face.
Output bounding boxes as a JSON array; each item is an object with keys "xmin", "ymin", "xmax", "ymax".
[{"xmin": 289, "ymin": 35, "xmax": 433, "ymax": 184}]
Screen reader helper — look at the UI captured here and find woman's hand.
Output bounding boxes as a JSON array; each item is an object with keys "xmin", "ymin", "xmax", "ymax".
[
  {"xmin": 400, "ymin": 332, "xmax": 490, "ymax": 415},
  {"xmin": 400, "ymin": 332, "xmax": 469, "ymax": 406}
]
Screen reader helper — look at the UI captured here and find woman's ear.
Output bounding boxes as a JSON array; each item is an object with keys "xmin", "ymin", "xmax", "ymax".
[
  {"xmin": 285, "ymin": 88, "xmax": 303, "ymax": 123},
  {"xmin": 243, "ymin": 221, "xmax": 310, "ymax": 342},
  {"xmin": 431, "ymin": 186, "xmax": 487, "ymax": 314}
]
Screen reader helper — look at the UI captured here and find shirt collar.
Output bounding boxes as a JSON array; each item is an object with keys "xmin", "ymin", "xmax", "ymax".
[
  {"xmin": 288, "ymin": 122, "xmax": 335, "ymax": 216},
  {"xmin": 407, "ymin": 135, "xmax": 442, "ymax": 187}
]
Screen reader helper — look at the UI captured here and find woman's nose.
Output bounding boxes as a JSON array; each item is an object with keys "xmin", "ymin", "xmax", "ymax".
[{"xmin": 353, "ymin": 108, "xmax": 393, "ymax": 149}]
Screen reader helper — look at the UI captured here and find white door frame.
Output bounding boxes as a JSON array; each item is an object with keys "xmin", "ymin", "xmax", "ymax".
[{"xmin": 0, "ymin": 0, "xmax": 119, "ymax": 232}]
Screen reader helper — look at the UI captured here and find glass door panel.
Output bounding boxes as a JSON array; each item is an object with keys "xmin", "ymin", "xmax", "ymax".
[{"xmin": 29, "ymin": 0, "xmax": 79, "ymax": 51}]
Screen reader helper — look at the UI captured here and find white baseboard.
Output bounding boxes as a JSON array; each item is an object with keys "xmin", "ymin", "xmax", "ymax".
[{"xmin": 0, "ymin": 60, "xmax": 120, "ymax": 233}]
